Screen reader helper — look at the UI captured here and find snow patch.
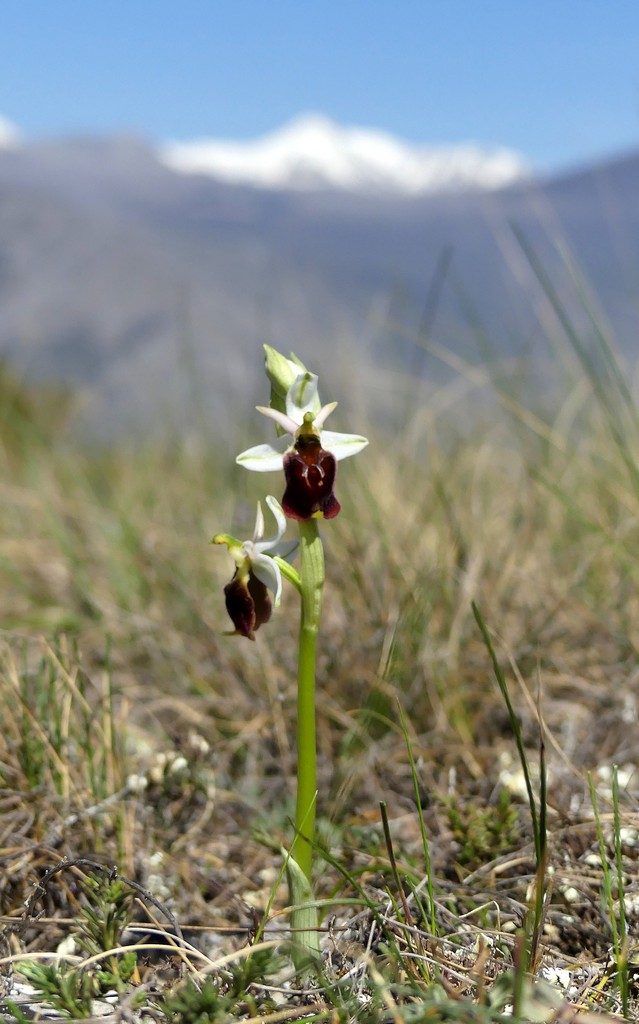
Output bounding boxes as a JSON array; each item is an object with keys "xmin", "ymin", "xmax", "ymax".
[{"xmin": 159, "ymin": 114, "xmax": 529, "ymax": 195}]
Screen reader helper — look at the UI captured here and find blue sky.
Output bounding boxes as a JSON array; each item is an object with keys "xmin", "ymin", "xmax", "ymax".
[{"xmin": 1, "ymin": 1, "xmax": 638, "ymax": 171}]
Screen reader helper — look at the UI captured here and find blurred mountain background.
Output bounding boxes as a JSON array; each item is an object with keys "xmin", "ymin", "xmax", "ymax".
[{"xmin": 0, "ymin": 115, "xmax": 637, "ymax": 437}]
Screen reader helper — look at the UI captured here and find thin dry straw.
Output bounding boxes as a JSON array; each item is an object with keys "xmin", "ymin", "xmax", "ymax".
[
  {"xmin": 471, "ymin": 602, "xmax": 542, "ymax": 864},
  {"xmin": 398, "ymin": 700, "xmax": 437, "ymax": 937}
]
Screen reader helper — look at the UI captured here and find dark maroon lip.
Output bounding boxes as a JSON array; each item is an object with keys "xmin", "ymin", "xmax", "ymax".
[
  {"xmin": 281, "ymin": 441, "xmax": 340, "ymax": 521},
  {"xmin": 224, "ymin": 570, "xmax": 272, "ymax": 640}
]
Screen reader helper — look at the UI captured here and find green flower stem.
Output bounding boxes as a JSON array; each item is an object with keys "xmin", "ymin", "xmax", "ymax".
[{"xmin": 292, "ymin": 518, "xmax": 324, "ymax": 883}]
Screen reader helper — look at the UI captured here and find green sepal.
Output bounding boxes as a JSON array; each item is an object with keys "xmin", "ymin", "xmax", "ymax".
[
  {"xmin": 210, "ymin": 532, "xmax": 241, "ymax": 549},
  {"xmin": 263, "ymin": 344, "xmax": 308, "ymax": 421},
  {"xmin": 264, "ymin": 345, "xmax": 306, "ymax": 411}
]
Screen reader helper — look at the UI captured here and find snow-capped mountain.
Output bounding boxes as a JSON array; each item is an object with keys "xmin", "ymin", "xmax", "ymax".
[
  {"xmin": 1, "ymin": 108, "xmax": 637, "ymax": 437},
  {"xmin": 159, "ymin": 114, "xmax": 530, "ymax": 195}
]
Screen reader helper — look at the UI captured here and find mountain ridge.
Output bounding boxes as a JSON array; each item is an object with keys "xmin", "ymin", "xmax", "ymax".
[{"xmin": 0, "ymin": 121, "xmax": 637, "ymax": 437}]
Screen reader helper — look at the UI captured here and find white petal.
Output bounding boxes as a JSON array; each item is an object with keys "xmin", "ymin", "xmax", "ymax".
[
  {"xmin": 236, "ymin": 440, "xmax": 288, "ymax": 472},
  {"xmin": 254, "ymin": 497, "xmax": 298, "ymax": 560},
  {"xmin": 321, "ymin": 430, "xmax": 369, "ymax": 461},
  {"xmin": 251, "ymin": 552, "xmax": 283, "ymax": 605},
  {"xmin": 252, "ymin": 501, "xmax": 265, "ymax": 543},
  {"xmin": 264, "ymin": 495, "xmax": 287, "ymax": 542},
  {"xmin": 273, "ymin": 539, "xmax": 299, "ymax": 561},
  {"xmin": 253, "ymin": 495, "xmax": 287, "ymax": 553},
  {"xmin": 256, "ymin": 406, "xmax": 299, "ymax": 434},
  {"xmin": 314, "ymin": 401, "xmax": 337, "ymax": 428}
]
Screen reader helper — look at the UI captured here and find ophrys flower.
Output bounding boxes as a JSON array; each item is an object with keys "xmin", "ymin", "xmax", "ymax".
[
  {"xmin": 236, "ymin": 369, "xmax": 368, "ymax": 520},
  {"xmin": 212, "ymin": 496, "xmax": 296, "ymax": 639}
]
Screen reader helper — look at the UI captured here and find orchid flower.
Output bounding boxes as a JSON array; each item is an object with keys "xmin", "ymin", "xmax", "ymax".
[
  {"xmin": 212, "ymin": 345, "xmax": 371, "ymax": 960},
  {"xmin": 236, "ymin": 369, "xmax": 368, "ymax": 520},
  {"xmin": 212, "ymin": 496, "xmax": 297, "ymax": 639}
]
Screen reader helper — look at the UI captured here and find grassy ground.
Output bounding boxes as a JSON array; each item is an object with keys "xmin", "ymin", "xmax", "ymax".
[{"xmin": 0, "ymin": 332, "xmax": 638, "ymax": 1022}]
